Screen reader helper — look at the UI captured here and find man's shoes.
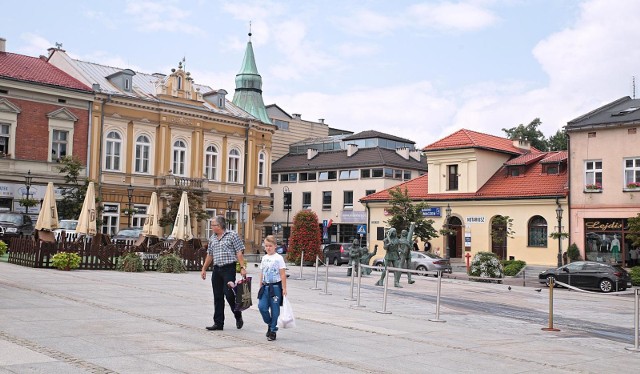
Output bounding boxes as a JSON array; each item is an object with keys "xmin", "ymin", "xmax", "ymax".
[
  {"xmin": 267, "ymin": 331, "xmax": 277, "ymax": 341},
  {"xmin": 266, "ymin": 326, "xmax": 271, "ymax": 337},
  {"xmin": 236, "ymin": 316, "xmax": 244, "ymax": 329},
  {"xmin": 206, "ymin": 324, "xmax": 223, "ymax": 331}
]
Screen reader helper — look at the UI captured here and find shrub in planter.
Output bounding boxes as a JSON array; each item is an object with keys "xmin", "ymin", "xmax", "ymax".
[
  {"xmin": 51, "ymin": 251, "xmax": 81, "ymax": 270},
  {"xmin": 567, "ymin": 243, "xmax": 582, "ymax": 262},
  {"xmin": 469, "ymin": 251, "xmax": 503, "ymax": 281},
  {"xmin": 501, "ymin": 259, "xmax": 526, "ymax": 276},
  {"xmin": 117, "ymin": 252, "xmax": 145, "ymax": 272},
  {"xmin": 0, "ymin": 240, "xmax": 7, "ymax": 256},
  {"xmin": 156, "ymin": 252, "xmax": 186, "ymax": 273},
  {"xmin": 630, "ymin": 266, "xmax": 640, "ymax": 287}
]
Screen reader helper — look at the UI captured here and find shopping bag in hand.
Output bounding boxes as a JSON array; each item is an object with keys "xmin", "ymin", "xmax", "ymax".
[
  {"xmin": 277, "ymin": 296, "xmax": 296, "ymax": 328},
  {"xmin": 229, "ymin": 276, "xmax": 252, "ymax": 312}
]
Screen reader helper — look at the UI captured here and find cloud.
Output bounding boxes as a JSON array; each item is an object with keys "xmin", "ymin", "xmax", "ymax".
[
  {"xmin": 334, "ymin": 10, "xmax": 398, "ymax": 36},
  {"xmin": 405, "ymin": 2, "xmax": 499, "ymax": 31},
  {"xmin": 124, "ymin": 0, "xmax": 205, "ymax": 36},
  {"xmin": 15, "ymin": 33, "xmax": 53, "ymax": 56}
]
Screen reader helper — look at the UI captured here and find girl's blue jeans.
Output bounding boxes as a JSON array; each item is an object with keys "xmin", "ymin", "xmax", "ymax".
[{"xmin": 258, "ymin": 284, "xmax": 282, "ymax": 332}]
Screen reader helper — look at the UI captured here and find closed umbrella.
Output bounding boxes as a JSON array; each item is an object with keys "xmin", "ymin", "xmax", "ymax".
[
  {"xmin": 142, "ymin": 192, "xmax": 162, "ymax": 237},
  {"xmin": 170, "ymin": 191, "xmax": 192, "ymax": 240},
  {"xmin": 76, "ymin": 182, "xmax": 97, "ymax": 236},
  {"xmin": 35, "ymin": 182, "xmax": 59, "ymax": 231}
]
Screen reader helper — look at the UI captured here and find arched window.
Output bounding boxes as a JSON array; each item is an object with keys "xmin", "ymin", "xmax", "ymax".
[
  {"xmin": 172, "ymin": 140, "xmax": 187, "ymax": 176},
  {"xmin": 135, "ymin": 135, "xmax": 150, "ymax": 173},
  {"xmin": 528, "ymin": 215, "xmax": 547, "ymax": 247},
  {"xmin": 204, "ymin": 145, "xmax": 218, "ymax": 180},
  {"xmin": 105, "ymin": 131, "xmax": 122, "ymax": 171},
  {"xmin": 257, "ymin": 151, "xmax": 266, "ymax": 186},
  {"xmin": 228, "ymin": 148, "xmax": 240, "ymax": 183}
]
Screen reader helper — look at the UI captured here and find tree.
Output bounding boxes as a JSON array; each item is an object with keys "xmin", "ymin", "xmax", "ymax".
[
  {"xmin": 502, "ymin": 118, "xmax": 548, "ymax": 151},
  {"xmin": 158, "ymin": 189, "xmax": 209, "ymax": 228},
  {"xmin": 385, "ymin": 187, "xmax": 438, "ymax": 242},
  {"xmin": 547, "ymin": 129, "xmax": 568, "ymax": 151},
  {"xmin": 626, "ymin": 213, "xmax": 640, "ymax": 248},
  {"xmin": 287, "ymin": 210, "xmax": 322, "ymax": 265},
  {"xmin": 490, "ymin": 215, "xmax": 515, "ymax": 260},
  {"xmin": 56, "ymin": 156, "xmax": 100, "ymax": 220}
]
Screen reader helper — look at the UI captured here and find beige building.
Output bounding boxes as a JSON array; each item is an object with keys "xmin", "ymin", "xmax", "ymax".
[
  {"xmin": 266, "ymin": 104, "xmax": 330, "ymax": 162},
  {"xmin": 567, "ymin": 96, "xmax": 640, "ymax": 266},
  {"xmin": 362, "ymin": 129, "xmax": 569, "ymax": 266}
]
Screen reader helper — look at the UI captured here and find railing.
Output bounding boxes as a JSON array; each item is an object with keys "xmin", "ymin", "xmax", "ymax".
[{"xmin": 159, "ymin": 175, "xmax": 205, "ymax": 189}]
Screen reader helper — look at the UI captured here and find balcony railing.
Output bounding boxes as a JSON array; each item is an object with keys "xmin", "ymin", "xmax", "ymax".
[{"xmin": 159, "ymin": 175, "xmax": 205, "ymax": 189}]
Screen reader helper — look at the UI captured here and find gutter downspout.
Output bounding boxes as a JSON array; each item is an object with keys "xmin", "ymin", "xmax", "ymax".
[
  {"xmin": 566, "ymin": 132, "xmax": 571, "ymax": 248},
  {"xmin": 365, "ymin": 201, "xmax": 370, "ymax": 248},
  {"xmin": 242, "ymin": 122, "xmax": 250, "ymax": 243},
  {"xmin": 97, "ymin": 94, "xmax": 111, "ymax": 203},
  {"xmin": 86, "ymin": 100, "xmax": 92, "ymax": 178}
]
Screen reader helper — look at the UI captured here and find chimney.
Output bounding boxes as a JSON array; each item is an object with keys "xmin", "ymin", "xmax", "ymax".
[
  {"xmin": 409, "ymin": 149, "xmax": 422, "ymax": 161},
  {"xmin": 292, "ymin": 113, "xmax": 301, "ymax": 119},
  {"xmin": 307, "ymin": 148, "xmax": 318, "ymax": 160},
  {"xmin": 318, "ymin": 118, "xmax": 324, "ymax": 124},
  {"xmin": 0, "ymin": 38, "xmax": 6, "ymax": 52},
  {"xmin": 347, "ymin": 143, "xmax": 358, "ymax": 157},
  {"xmin": 513, "ymin": 138, "xmax": 531, "ymax": 150},
  {"xmin": 396, "ymin": 147, "xmax": 410, "ymax": 160}
]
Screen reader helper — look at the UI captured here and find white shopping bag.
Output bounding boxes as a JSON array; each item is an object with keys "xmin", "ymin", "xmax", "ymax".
[{"xmin": 277, "ymin": 296, "xmax": 296, "ymax": 328}]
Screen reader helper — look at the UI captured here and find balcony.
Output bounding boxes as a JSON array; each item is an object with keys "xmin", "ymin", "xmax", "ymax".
[{"xmin": 158, "ymin": 175, "xmax": 205, "ymax": 190}]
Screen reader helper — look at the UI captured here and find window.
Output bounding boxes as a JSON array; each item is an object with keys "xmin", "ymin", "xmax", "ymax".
[
  {"xmin": 228, "ymin": 148, "xmax": 240, "ymax": 182},
  {"xmin": 271, "ymin": 173, "xmax": 279, "ymax": 183},
  {"xmin": 283, "ymin": 191, "xmax": 292, "ymax": 210},
  {"xmin": 343, "ymin": 191, "xmax": 353, "ymax": 210},
  {"xmin": 257, "ymin": 152, "xmax": 266, "ymax": 186},
  {"xmin": 339, "ymin": 170, "xmax": 358, "ymax": 180},
  {"xmin": 543, "ymin": 164, "xmax": 559, "ymax": 175},
  {"xmin": 318, "ymin": 171, "xmax": 337, "ymax": 181},
  {"xmin": 322, "ymin": 191, "xmax": 332, "ymax": 210},
  {"xmin": 372, "ymin": 168, "xmax": 384, "ymax": 178},
  {"xmin": 403, "ymin": 171, "xmax": 411, "ymax": 180},
  {"xmin": 509, "ymin": 167, "xmax": 521, "ymax": 177},
  {"xmin": 624, "ymin": 158, "xmax": 640, "ymax": 187},
  {"xmin": 528, "ymin": 216, "xmax": 547, "ymax": 247},
  {"xmin": 52, "ymin": 129, "xmax": 69, "ymax": 161},
  {"xmin": 272, "ymin": 118, "xmax": 289, "ymax": 131},
  {"xmin": 204, "ymin": 209, "xmax": 217, "ymax": 239},
  {"xmin": 177, "ymin": 76, "xmax": 183, "ymax": 90},
  {"xmin": 448, "ymin": 164, "xmax": 459, "ymax": 190},
  {"xmin": 280, "ymin": 173, "xmax": 297, "ymax": 182},
  {"xmin": 0, "ymin": 123, "xmax": 9, "ymax": 155},
  {"xmin": 299, "ymin": 172, "xmax": 317, "ymax": 181},
  {"xmin": 585, "ymin": 160, "xmax": 602, "ymax": 189},
  {"xmin": 105, "ymin": 131, "xmax": 121, "ymax": 171},
  {"xmin": 173, "ymin": 140, "xmax": 187, "ymax": 176},
  {"xmin": 365, "ymin": 189, "xmax": 375, "ymax": 196},
  {"xmin": 131, "ymin": 204, "xmax": 147, "ymax": 228},
  {"xmin": 302, "ymin": 192, "xmax": 311, "ymax": 209},
  {"xmin": 361, "ymin": 169, "xmax": 371, "ymax": 179},
  {"xmin": 102, "ymin": 204, "xmax": 119, "ymax": 236},
  {"xmin": 205, "ymin": 145, "xmax": 218, "ymax": 180},
  {"xmin": 134, "ymin": 135, "xmax": 150, "ymax": 173},
  {"xmin": 227, "ymin": 211, "xmax": 238, "ymax": 232}
]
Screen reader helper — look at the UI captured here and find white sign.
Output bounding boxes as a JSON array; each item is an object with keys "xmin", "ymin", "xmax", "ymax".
[{"xmin": 466, "ymin": 216, "xmax": 485, "ymax": 224}]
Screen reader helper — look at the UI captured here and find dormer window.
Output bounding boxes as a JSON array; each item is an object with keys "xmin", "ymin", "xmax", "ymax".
[
  {"xmin": 106, "ymin": 69, "xmax": 135, "ymax": 93},
  {"xmin": 178, "ymin": 76, "xmax": 183, "ymax": 90},
  {"xmin": 124, "ymin": 79, "xmax": 129, "ymax": 91},
  {"xmin": 543, "ymin": 164, "xmax": 559, "ymax": 175}
]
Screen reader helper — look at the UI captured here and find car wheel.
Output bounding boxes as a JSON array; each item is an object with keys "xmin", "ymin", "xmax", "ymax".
[
  {"xmin": 599, "ymin": 279, "xmax": 613, "ymax": 293},
  {"xmin": 333, "ymin": 257, "xmax": 339, "ymax": 266},
  {"xmin": 374, "ymin": 261, "xmax": 384, "ymax": 271},
  {"xmin": 416, "ymin": 265, "xmax": 428, "ymax": 276},
  {"xmin": 545, "ymin": 275, "xmax": 556, "ymax": 287}
]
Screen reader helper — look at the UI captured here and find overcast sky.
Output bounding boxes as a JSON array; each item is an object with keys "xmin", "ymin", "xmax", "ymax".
[{"xmin": 4, "ymin": 0, "xmax": 640, "ymax": 148}]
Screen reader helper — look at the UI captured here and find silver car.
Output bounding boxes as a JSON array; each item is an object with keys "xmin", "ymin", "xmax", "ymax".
[{"xmin": 374, "ymin": 251, "xmax": 452, "ymax": 276}]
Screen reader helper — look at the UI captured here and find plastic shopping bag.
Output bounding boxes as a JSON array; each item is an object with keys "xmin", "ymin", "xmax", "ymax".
[{"xmin": 277, "ymin": 296, "xmax": 296, "ymax": 328}]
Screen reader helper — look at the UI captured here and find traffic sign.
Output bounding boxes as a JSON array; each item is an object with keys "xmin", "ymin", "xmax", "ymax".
[{"xmin": 357, "ymin": 224, "xmax": 366, "ymax": 235}]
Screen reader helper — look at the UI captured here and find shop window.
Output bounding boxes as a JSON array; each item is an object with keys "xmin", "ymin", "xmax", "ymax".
[{"xmin": 528, "ymin": 216, "xmax": 547, "ymax": 247}]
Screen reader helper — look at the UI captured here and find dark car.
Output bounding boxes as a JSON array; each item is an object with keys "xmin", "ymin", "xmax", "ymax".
[
  {"xmin": 538, "ymin": 261, "xmax": 632, "ymax": 293},
  {"xmin": 0, "ymin": 211, "xmax": 35, "ymax": 239},
  {"xmin": 323, "ymin": 242, "xmax": 354, "ymax": 265},
  {"xmin": 112, "ymin": 227, "xmax": 143, "ymax": 242}
]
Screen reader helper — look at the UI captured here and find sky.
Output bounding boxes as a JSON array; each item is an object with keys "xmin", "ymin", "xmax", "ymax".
[{"xmin": 4, "ymin": 0, "xmax": 640, "ymax": 149}]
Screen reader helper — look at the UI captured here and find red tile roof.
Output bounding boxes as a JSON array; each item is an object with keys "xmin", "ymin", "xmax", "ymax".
[
  {"xmin": 0, "ymin": 52, "xmax": 91, "ymax": 92},
  {"xmin": 422, "ymin": 129, "xmax": 538, "ymax": 155},
  {"xmin": 504, "ymin": 152, "xmax": 545, "ymax": 166}
]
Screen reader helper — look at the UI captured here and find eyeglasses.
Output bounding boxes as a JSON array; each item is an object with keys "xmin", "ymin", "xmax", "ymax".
[{"xmin": 211, "ymin": 224, "xmax": 220, "ymax": 227}]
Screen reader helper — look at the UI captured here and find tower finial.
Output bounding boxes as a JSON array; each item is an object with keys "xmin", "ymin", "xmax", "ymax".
[{"xmin": 248, "ymin": 21, "xmax": 252, "ymax": 40}]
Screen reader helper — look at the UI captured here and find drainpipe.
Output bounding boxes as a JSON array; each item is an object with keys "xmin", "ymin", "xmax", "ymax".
[
  {"xmin": 242, "ymin": 121, "xmax": 250, "ymax": 243},
  {"xmin": 566, "ymin": 132, "xmax": 571, "ymax": 247},
  {"xmin": 97, "ymin": 94, "xmax": 111, "ymax": 200},
  {"xmin": 86, "ymin": 100, "xmax": 92, "ymax": 178}
]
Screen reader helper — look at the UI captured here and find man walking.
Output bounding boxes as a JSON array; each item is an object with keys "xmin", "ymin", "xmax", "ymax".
[{"xmin": 201, "ymin": 215, "xmax": 247, "ymax": 331}]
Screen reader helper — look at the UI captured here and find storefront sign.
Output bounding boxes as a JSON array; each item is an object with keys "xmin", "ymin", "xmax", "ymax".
[
  {"xmin": 341, "ymin": 210, "xmax": 366, "ymax": 223},
  {"xmin": 584, "ymin": 219, "xmax": 627, "ymax": 231},
  {"xmin": 421, "ymin": 207, "xmax": 441, "ymax": 217},
  {"xmin": 464, "ymin": 231, "xmax": 471, "ymax": 247},
  {"xmin": 466, "ymin": 216, "xmax": 485, "ymax": 224},
  {"xmin": 0, "ymin": 184, "xmax": 13, "ymax": 197}
]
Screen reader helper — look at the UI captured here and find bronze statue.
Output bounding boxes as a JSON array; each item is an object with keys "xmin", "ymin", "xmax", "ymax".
[
  {"xmin": 360, "ymin": 244, "xmax": 378, "ymax": 275},
  {"xmin": 398, "ymin": 223, "xmax": 416, "ymax": 284},
  {"xmin": 347, "ymin": 239, "xmax": 363, "ymax": 276},
  {"xmin": 375, "ymin": 228, "xmax": 402, "ymax": 287}
]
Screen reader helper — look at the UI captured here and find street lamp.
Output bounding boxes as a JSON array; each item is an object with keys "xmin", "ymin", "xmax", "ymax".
[
  {"xmin": 252, "ymin": 201, "xmax": 263, "ymax": 220},
  {"xmin": 445, "ymin": 203, "xmax": 452, "ymax": 259},
  {"xmin": 283, "ymin": 186, "xmax": 290, "ymax": 247},
  {"xmin": 126, "ymin": 184, "xmax": 134, "ymax": 227},
  {"xmin": 226, "ymin": 197, "xmax": 234, "ymax": 230},
  {"xmin": 24, "ymin": 170, "xmax": 33, "ymax": 214},
  {"xmin": 556, "ymin": 199, "xmax": 563, "ymax": 268}
]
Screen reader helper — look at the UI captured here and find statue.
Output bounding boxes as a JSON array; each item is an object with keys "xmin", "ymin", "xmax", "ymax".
[
  {"xmin": 347, "ymin": 239, "xmax": 363, "ymax": 276},
  {"xmin": 398, "ymin": 223, "xmax": 416, "ymax": 284},
  {"xmin": 375, "ymin": 228, "xmax": 402, "ymax": 287},
  {"xmin": 360, "ymin": 244, "xmax": 378, "ymax": 275}
]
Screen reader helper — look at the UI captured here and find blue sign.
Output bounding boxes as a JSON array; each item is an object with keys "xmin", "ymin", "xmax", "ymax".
[
  {"xmin": 323, "ymin": 219, "xmax": 328, "ymax": 227},
  {"xmin": 421, "ymin": 207, "xmax": 441, "ymax": 217},
  {"xmin": 357, "ymin": 224, "xmax": 367, "ymax": 235}
]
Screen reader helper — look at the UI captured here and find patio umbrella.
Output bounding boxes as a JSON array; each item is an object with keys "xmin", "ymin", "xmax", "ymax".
[
  {"xmin": 35, "ymin": 182, "xmax": 59, "ymax": 231},
  {"xmin": 142, "ymin": 192, "xmax": 162, "ymax": 237},
  {"xmin": 76, "ymin": 182, "xmax": 97, "ymax": 236},
  {"xmin": 170, "ymin": 191, "xmax": 192, "ymax": 241}
]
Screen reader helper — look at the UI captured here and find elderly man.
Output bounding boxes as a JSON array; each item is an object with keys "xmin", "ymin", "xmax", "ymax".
[{"xmin": 201, "ymin": 215, "xmax": 247, "ymax": 331}]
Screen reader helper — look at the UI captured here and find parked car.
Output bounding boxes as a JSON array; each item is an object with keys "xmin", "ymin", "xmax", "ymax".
[
  {"xmin": 323, "ymin": 242, "xmax": 354, "ymax": 265},
  {"xmin": 538, "ymin": 261, "xmax": 632, "ymax": 293},
  {"xmin": 112, "ymin": 227, "xmax": 143, "ymax": 242},
  {"xmin": 0, "ymin": 211, "xmax": 35, "ymax": 240},
  {"xmin": 276, "ymin": 243, "xmax": 287, "ymax": 255},
  {"xmin": 373, "ymin": 251, "xmax": 452, "ymax": 276},
  {"xmin": 53, "ymin": 219, "xmax": 79, "ymax": 239}
]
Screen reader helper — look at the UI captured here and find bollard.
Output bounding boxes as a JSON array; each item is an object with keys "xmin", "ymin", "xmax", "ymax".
[
  {"xmin": 352, "ymin": 265, "xmax": 365, "ymax": 308},
  {"xmin": 345, "ymin": 264, "xmax": 356, "ymax": 301},
  {"xmin": 522, "ymin": 269, "xmax": 526, "ymax": 287},
  {"xmin": 320, "ymin": 261, "xmax": 331, "ymax": 295},
  {"xmin": 542, "ymin": 277, "xmax": 560, "ymax": 331},
  {"xmin": 295, "ymin": 251, "xmax": 305, "ymax": 280},
  {"xmin": 311, "ymin": 256, "xmax": 321, "ymax": 290},
  {"xmin": 626, "ymin": 288, "xmax": 640, "ymax": 352},
  {"xmin": 376, "ymin": 266, "xmax": 392, "ymax": 314},
  {"xmin": 429, "ymin": 271, "xmax": 446, "ymax": 322}
]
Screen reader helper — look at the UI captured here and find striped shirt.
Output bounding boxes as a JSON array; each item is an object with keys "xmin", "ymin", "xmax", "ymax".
[{"xmin": 208, "ymin": 230, "xmax": 245, "ymax": 266}]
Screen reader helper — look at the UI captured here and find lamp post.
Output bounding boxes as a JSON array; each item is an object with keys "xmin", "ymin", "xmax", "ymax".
[
  {"xmin": 283, "ymin": 186, "xmax": 290, "ymax": 247},
  {"xmin": 24, "ymin": 170, "xmax": 32, "ymax": 214},
  {"xmin": 252, "ymin": 201, "xmax": 263, "ymax": 220},
  {"xmin": 445, "ymin": 203, "xmax": 452, "ymax": 259},
  {"xmin": 556, "ymin": 200, "xmax": 563, "ymax": 268},
  {"xmin": 226, "ymin": 197, "xmax": 234, "ymax": 230},
  {"xmin": 126, "ymin": 184, "xmax": 134, "ymax": 227}
]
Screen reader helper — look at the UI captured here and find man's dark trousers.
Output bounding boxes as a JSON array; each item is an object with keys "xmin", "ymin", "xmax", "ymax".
[{"xmin": 211, "ymin": 263, "xmax": 241, "ymax": 327}]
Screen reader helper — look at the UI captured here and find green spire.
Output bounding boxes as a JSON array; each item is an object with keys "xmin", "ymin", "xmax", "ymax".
[{"xmin": 232, "ymin": 34, "xmax": 271, "ymax": 125}]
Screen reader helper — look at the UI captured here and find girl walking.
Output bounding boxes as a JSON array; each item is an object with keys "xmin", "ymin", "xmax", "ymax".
[{"xmin": 258, "ymin": 235, "xmax": 287, "ymax": 341}]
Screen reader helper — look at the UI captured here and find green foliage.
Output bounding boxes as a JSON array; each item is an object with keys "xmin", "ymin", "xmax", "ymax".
[
  {"xmin": 630, "ymin": 267, "xmax": 640, "ymax": 286},
  {"xmin": 51, "ymin": 251, "xmax": 81, "ymax": 270},
  {"xmin": 0, "ymin": 240, "xmax": 7, "ymax": 256},
  {"xmin": 547, "ymin": 129, "xmax": 568, "ymax": 151},
  {"xmin": 235, "ymin": 259, "xmax": 247, "ymax": 273},
  {"xmin": 117, "ymin": 252, "xmax": 145, "ymax": 272},
  {"xmin": 158, "ymin": 189, "xmax": 209, "ymax": 228},
  {"xmin": 385, "ymin": 187, "xmax": 438, "ymax": 242},
  {"xmin": 501, "ymin": 260, "xmax": 526, "ymax": 276},
  {"xmin": 626, "ymin": 213, "xmax": 640, "ymax": 248},
  {"xmin": 17, "ymin": 198, "xmax": 38, "ymax": 209},
  {"xmin": 490, "ymin": 216, "xmax": 515, "ymax": 259},
  {"xmin": 287, "ymin": 210, "xmax": 322, "ymax": 264},
  {"xmin": 56, "ymin": 156, "xmax": 101, "ymax": 221},
  {"xmin": 156, "ymin": 252, "xmax": 186, "ymax": 273},
  {"xmin": 502, "ymin": 118, "xmax": 548, "ymax": 151},
  {"xmin": 469, "ymin": 252, "xmax": 503, "ymax": 280},
  {"xmin": 567, "ymin": 243, "xmax": 582, "ymax": 261}
]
